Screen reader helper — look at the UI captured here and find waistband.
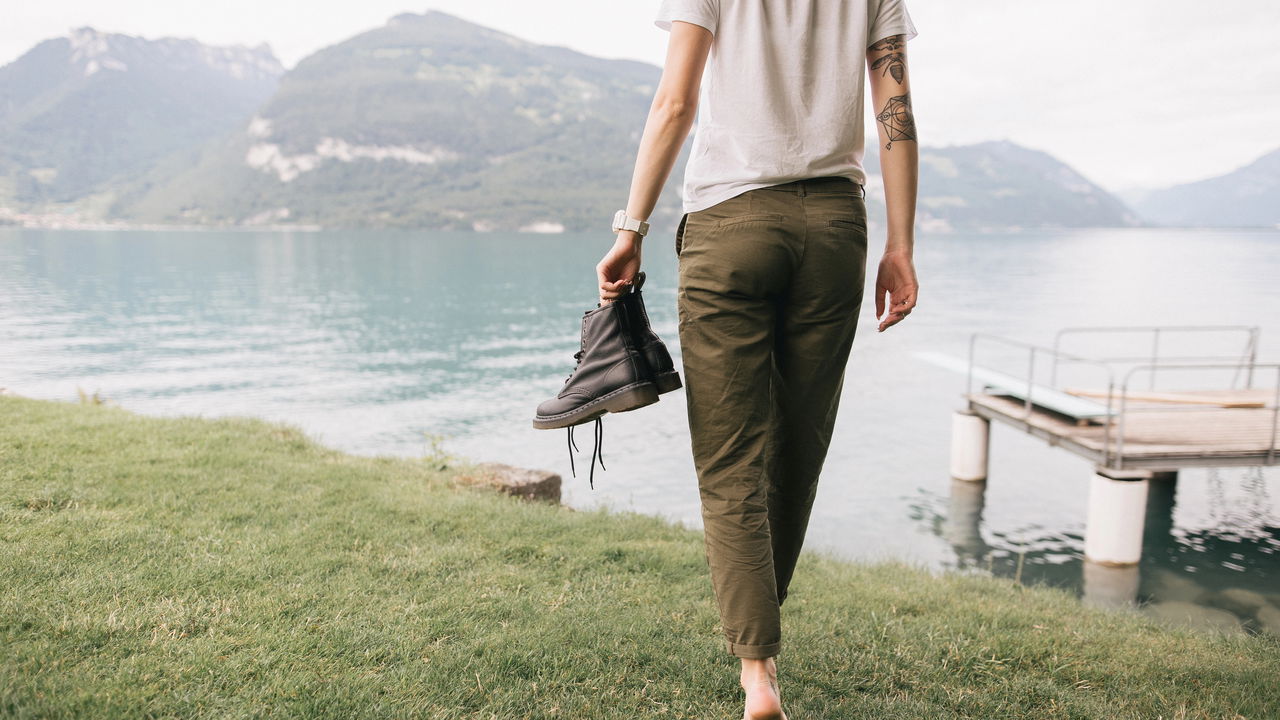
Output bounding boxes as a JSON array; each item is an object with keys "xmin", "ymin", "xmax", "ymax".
[{"xmin": 759, "ymin": 176, "xmax": 864, "ymax": 196}]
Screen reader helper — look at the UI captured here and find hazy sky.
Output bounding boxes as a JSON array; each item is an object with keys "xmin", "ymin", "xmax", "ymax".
[{"xmin": 5, "ymin": 1, "xmax": 1278, "ymax": 192}]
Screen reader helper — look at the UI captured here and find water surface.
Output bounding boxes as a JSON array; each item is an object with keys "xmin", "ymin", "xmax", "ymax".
[{"xmin": 2, "ymin": 227, "xmax": 1277, "ymax": 631}]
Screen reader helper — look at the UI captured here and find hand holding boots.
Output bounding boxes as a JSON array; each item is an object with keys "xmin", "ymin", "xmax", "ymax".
[{"xmin": 596, "ymin": 231, "xmax": 643, "ymax": 304}]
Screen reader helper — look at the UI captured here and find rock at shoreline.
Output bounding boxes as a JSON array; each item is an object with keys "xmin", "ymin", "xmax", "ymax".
[
  {"xmin": 454, "ymin": 462, "xmax": 561, "ymax": 504},
  {"xmin": 1146, "ymin": 568, "xmax": 1206, "ymax": 604},
  {"xmin": 1256, "ymin": 605, "xmax": 1280, "ymax": 637},
  {"xmin": 1208, "ymin": 587, "xmax": 1269, "ymax": 618},
  {"xmin": 1142, "ymin": 601, "xmax": 1244, "ymax": 636}
]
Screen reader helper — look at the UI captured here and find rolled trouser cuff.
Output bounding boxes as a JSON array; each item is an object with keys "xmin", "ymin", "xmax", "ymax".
[{"xmin": 725, "ymin": 638, "xmax": 781, "ymax": 659}]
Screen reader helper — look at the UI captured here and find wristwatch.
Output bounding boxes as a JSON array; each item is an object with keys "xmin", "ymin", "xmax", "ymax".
[{"xmin": 612, "ymin": 210, "xmax": 650, "ymax": 237}]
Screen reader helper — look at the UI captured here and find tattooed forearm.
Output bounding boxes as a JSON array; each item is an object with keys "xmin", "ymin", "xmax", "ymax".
[
  {"xmin": 876, "ymin": 93, "xmax": 916, "ymax": 150},
  {"xmin": 868, "ymin": 34, "xmax": 905, "ymax": 52},
  {"xmin": 871, "ymin": 52, "xmax": 906, "ymax": 84}
]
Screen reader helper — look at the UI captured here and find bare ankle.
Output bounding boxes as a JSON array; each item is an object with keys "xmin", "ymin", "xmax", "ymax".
[{"xmin": 740, "ymin": 656, "xmax": 778, "ymax": 682}]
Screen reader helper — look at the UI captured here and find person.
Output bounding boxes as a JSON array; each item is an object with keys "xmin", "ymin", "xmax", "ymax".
[{"xmin": 595, "ymin": 1, "xmax": 919, "ymax": 717}]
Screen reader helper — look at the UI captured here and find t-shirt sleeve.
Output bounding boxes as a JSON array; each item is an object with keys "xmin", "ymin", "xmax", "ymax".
[
  {"xmin": 654, "ymin": 0, "xmax": 718, "ymax": 36},
  {"xmin": 867, "ymin": 0, "xmax": 919, "ymax": 47}
]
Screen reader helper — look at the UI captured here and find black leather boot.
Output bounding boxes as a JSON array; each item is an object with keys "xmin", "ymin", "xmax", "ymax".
[
  {"xmin": 533, "ymin": 298, "xmax": 658, "ymax": 429},
  {"xmin": 616, "ymin": 270, "xmax": 682, "ymax": 395},
  {"xmin": 533, "ymin": 298, "xmax": 658, "ymax": 488}
]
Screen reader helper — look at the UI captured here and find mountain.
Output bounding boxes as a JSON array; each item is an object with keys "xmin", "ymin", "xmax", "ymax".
[
  {"xmin": 863, "ymin": 140, "xmax": 1141, "ymax": 231},
  {"xmin": 3, "ymin": 13, "xmax": 1143, "ymax": 232},
  {"xmin": 1134, "ymin": 148, "xmax": 1280, "ymax": 228},
  {"xmin": 117, "ymin": 11, "xmax": 684, "ymax": 231},
  {"xmin": 0, "ymin": 28, "xmax": 282, "ymax": 207}
]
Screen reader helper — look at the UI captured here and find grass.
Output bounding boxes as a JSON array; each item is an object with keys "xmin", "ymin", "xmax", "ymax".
[{"xmin": 1, "ymin": 394, "xmax": 1276, "ymax": 719}]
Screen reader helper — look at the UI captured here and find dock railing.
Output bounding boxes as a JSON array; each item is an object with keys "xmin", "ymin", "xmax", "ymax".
[
  {"xmin": 1050, "ymin": 325, "xmax": 1260, "ymax": 389},
  {"xmin": 967, "ymin": 326, "xmax": 1278, "ymax": 468}
]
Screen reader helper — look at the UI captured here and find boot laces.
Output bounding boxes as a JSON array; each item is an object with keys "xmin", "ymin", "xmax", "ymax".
[
  {"xmin": 564, "ymin": 349, "xmax": 584, "ymax": 384},
  {"xmin": 565, "ymin": 416, "xmax": 606, "ymax": 489},
  {"xmin": 563, "ymin": 308, "xmax": 592, "ymax": 384}
]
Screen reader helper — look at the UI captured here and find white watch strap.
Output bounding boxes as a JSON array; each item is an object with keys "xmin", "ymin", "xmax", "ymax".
[{"xmin": 613, "ymin": 209, "xmax": 650, "ymax": 237}]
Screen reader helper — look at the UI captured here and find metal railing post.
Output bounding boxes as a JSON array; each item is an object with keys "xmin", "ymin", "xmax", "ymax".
[
  {"xmin": 1249, "ymin": 327, "xmax": 1259, "ymax": 389},
  {"xmin": 1024, "ymin": 347, "xmax": 1036, "ymax": 418},
  {"xmin": 967, "ymin": 333, "xmax": 977, "ymax": 398},
  {"xmin": 1269, "ymin": 365, "xmax": 1279, "ymax": 465},
  {"xmin": 1101, "ymin": 379, "xmax": 1115, "ymax": 468},
  {"xmin": 1117, "ymin": 366, "xmax": 1132, "ymax": 466},
  {"xmin": 1051, "ymin": 329, "xmax": 1063, "ymax": 387},
  {"xmin": 1150, "ymin": 327, "xmax": 1161, "ymax": 390}
]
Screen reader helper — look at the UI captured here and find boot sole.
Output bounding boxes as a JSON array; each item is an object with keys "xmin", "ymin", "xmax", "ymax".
[
  {"xmin": 654, "ymin": 370, "xmax": 682, "ymax": 395},
  {"xmin": 532, "ymin": 381, "xmax": 659, "ymax": 430}
]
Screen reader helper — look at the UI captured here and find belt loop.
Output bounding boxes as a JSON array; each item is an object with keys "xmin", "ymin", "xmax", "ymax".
[{"xmin": 797, "ymin": 182, "xmax": 807, "ymax": 198}]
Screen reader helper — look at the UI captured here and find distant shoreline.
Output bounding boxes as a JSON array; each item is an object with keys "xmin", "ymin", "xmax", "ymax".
[
  {"xmin": 4, "ymin": 220, "xmax": 1279, "ymax": 234},
  {"xmin": 0, "ymin": 217, "xmax": 324, "ymax": 233}
]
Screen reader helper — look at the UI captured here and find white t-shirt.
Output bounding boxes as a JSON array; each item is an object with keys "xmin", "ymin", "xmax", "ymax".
[{"xmin": 655, "ymin": 0, "xmax": 918, "ymax": 213}]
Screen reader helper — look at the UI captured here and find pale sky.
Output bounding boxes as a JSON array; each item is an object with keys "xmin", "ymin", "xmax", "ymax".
[{"xmin": 4, "ymin": 1, "xmax": 1278, "ymax": 192}]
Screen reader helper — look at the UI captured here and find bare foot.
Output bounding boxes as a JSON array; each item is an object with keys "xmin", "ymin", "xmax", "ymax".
[{"xmin": 740, "ymin": 657, "xmax": 786, "ymax": 720}]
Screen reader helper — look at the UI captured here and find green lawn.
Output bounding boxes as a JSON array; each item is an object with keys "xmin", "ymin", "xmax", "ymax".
[{"xmin": 1, "ymin": 395, "xmax": 1276, "ymax": 719}]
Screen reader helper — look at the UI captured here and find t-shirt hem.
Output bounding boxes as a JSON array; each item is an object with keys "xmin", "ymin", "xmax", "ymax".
[
  {"xmin": 867, "ymin": 25, "xmax": 919, "ymax": 47},
  {"xmin": 654, "ymin": 14, "xmax": 717, "ymax": 35},
  {"xmin": 682, "ymin": 173, "xmax": 868, "ymax": 214},
  {"xmin": 682, "ymin": 184, "xmax": 767, "ymax": 214}
]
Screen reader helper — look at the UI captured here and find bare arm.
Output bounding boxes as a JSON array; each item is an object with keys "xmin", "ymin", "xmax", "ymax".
[
  {"xmin": 597, "ymin": 20, "xmax": 713, "ymax": 303},
  {"xmin": 866, "ymin": 33, "xmax": 919, "ymax": 331}
]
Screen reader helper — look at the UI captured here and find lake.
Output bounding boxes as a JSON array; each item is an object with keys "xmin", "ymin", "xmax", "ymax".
[{"xmin": 2, "ymin": 226, "xmax": 1277, "ymax": 632}]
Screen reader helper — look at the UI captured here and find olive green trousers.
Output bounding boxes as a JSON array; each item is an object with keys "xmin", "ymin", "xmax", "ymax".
[{"xmin": 674, "ymin": 176, "xmax": 869, "ymax": 659}]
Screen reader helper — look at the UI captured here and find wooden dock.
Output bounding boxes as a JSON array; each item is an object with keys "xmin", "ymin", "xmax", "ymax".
[
  {"xmin": 967, "ymin": 388, "xmax": 1279, "ymax": 470},
  {"xmin": 929, "ymin": 325, "xmax": 1278, "ymax": 568}
]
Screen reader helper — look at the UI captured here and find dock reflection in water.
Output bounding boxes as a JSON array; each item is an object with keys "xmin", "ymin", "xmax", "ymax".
[{"xmin": 916, "ymin": 466, "xmax": 1279, "ymax": 636}]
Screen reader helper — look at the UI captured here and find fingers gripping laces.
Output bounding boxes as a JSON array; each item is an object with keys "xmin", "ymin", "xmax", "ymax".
[{"xmin": 565, "ymin": 417, "xmax": 606, "ymax": 489}]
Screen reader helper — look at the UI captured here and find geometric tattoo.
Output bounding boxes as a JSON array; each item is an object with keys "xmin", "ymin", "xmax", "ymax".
[
  {"xmin": 876, "ymin": 93, "xmax": 917, "ymax": 150},
  {"xmin": 871, "ymin": 52, "xmax": 906, "ymax": 84}
]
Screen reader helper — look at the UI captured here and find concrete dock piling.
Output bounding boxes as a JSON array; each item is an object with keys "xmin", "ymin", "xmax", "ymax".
[
  {"xmin": 1083, "ymin": 467, "xmax": 1151, "ymax": 566},
  {"xmin": 949, "ymin": 409, "xmax": 990, "ymax": 482}
]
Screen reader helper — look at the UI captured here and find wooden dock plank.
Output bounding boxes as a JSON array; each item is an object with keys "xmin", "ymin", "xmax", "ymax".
[{"xmin": 1063, "ymin": 387, "xmax": 1273, "ymax": 408}]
